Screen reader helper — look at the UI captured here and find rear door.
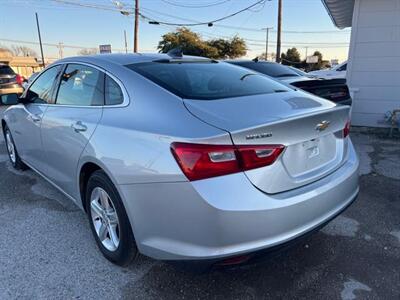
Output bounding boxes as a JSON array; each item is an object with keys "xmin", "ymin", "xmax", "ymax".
[{"xmin": 40, "ymin": 63, "xmax": 104, "ymax": 197}]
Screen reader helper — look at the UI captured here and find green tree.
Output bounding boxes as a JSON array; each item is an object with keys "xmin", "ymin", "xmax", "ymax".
[
  {"xmin": 207, "ymin": 36, "xmax": 246, "ymax": 59},
  {"xmin": 158, "ymin": 27, "xmax": 218, "ymax": 58},
  {"xmin": 281, "ymin": 47, "xmax": 301, "ymax": 66},
  {"xmin": 158, "ymin": 28, "xmax": 246, "ymax": 59}
]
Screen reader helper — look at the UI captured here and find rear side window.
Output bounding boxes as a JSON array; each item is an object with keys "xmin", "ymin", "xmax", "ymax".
[
  {"xmin": 126, "ymin": 61, "xmax": 289, "ymax": 100},
  {"xmin": 56, "ymin": 64, "xmax": 104, "ymax": 106},
  {"xmin": 26, "ymin": 65, "xmax": 61, "ymax": 104},
  {"xmin": 337, "ymin": 63, "xmax": 347, "ymax": 71},
  {"xmin": 231, "ymin": 62, "xmax": 300, "ymax": 78},
  {"xmin": 0, "ymin": 65, "xmax": 15, "ymax": 75},
  {"xmin": 105, "ymin": 75, "xmax": 124, "ymax": 105}
]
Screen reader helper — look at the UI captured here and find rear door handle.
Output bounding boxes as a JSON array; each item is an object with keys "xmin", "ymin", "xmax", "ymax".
[{"xmin": 71, "ymin": 121, "xmax": 87, "ymax": 133}]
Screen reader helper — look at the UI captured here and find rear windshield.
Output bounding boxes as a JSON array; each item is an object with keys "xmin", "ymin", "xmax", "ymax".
[
  {"xmin": 230, "ymin": 61, "xmax": 300, "ymax": 78},
  {"xmin": 126, "ymin": 61, "xmax": 290, "ymax": 100},
  {"xmin": 0, "ymin": 65, "xmax": 15, "ymax": 76}
]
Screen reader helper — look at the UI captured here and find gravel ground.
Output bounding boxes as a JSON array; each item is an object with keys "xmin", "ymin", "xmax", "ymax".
[{"xmin": 0, "ymin": 106, "xmax": 399, "ymax": 299}]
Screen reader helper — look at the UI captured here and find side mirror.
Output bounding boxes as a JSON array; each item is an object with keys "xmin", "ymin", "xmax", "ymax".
[{"xmin": 0, "ymin": 93, "xmax": 20, "ymax": 105}]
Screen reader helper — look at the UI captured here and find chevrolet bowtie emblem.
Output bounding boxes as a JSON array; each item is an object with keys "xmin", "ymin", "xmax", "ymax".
[{"xmin": 315, "ymin": 120, "xmax": 330, "ymax": 131}]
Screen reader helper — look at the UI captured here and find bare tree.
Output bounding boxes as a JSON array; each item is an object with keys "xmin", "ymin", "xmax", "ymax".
[
  {"xmin": 258, "ymin": 52, "xmax": 276, "ymax": 61},
  {"xmin": 0, "ymin": 44, "xmax": 12, "ymax": 54},
  {"xmin": 78, "ymin": 48, "xmax": 98, "ymax": 56},
  {"xmin": 11, "ymin": 45, "xmax": 38, "ymax": 57}
]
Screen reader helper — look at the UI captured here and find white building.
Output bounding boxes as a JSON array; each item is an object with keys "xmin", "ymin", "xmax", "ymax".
[{"xmin": 323, "ymin": 0, "xmax": 400, "ymax": 127}]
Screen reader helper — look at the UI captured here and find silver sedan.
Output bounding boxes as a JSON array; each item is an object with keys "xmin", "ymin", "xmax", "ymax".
[{"xmin": 1, "ymin": 53, "xmax": 359, "ymax": 267}]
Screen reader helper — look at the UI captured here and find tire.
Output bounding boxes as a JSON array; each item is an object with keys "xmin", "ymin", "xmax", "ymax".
[
  {"xmin": 3, "ymin": 125, "xmax": 28, "ymax": 170},
  {"xmin": 86, "ymin": 170, "xmax": 138, "ymax": 266}
]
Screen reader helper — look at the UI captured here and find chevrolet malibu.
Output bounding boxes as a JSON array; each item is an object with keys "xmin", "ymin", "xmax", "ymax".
[{"xmin": 1, "ymin": 53, "xmax": 359, "ymax": 267}]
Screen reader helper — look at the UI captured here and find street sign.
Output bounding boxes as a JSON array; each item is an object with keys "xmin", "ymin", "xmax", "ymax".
[
  {"xmin": 306, "ymin": 55, "xmax": 318, "ymax": 64},
  {"xmin": 99, "ymin": 44, "xmax": 112, "ymax": 54}
]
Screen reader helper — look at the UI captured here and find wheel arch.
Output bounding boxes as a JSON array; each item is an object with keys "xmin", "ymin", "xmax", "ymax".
[
  {"xmin": 78, "ymin": 158, "xmax": 123, "ymax": 213},
  {"xmin": 79, "ymin": 162, "xmax": 102, "ymax": 212},
  {"xmin": 1, "ymin": 119, "xmax": 7, "ymax": 133}
]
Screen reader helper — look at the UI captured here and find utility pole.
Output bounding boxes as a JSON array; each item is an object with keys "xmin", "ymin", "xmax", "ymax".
[
  {"xmin": 276, "ymin": 0, "xmax": 282, "ymax": 63},
  {"xmin": 35, "ymin": 12, "xmax": 45, "ymax": 67},
  {"xmin": 262, "ymin": 27, "xmax": 273, "ymax": 61},
  {"xmin": 124, "ymin": 30, "xmax": 128, "ymax": 54},
  {"xmin": 134, "ymin": 0, "xmax": 139, "ymax": 52},
  {"xmin": 58, "ymin": 42, "xmax": 64, "ymax": 59},
  {"xmin": 305, "ymin": 47, "xmax": 309, "ymax": 71}
]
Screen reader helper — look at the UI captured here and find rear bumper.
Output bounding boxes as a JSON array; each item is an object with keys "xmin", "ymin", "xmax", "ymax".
[
  {"xmin": 173, "ymin": 192, "xmax": 358, "ymax": 271},
  {"xmin": 119, "ymin": 140, "xmax": 359, "ymax": 261}
]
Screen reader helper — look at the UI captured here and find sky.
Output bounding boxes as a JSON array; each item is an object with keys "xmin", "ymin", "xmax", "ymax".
[{"xmin": 0, "ymin": 0, "xmax": 351, "ymax": 62}]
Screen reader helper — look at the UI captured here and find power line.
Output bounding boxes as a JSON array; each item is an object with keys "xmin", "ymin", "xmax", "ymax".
[
  {"xmin": 138, "ymin": 6, "xmax": 350, "ymax": 34},
  {"xmin": 52, "ymin": 0, "xmax": 267, "ymax": 27},
  {"xmin": 53, "ymin": 0, "xmax": 121, "ymax": 12},
  {"xmin": 46, "ymin": 0, "xmax": 350, "ymax": 34},
  {"xmin": 193, "ymin": 29, "xmax": 348, "ymax": 45},
  {"xmin": 141, "ymin": 0, "xmax": 267, "ymax": 26},
  {"xmin": 0, "ymin": 38, "xmax": 126, "ymax": 52},
  {"xmin": 18, "ymin": 0, "xmax": 350, "ymax": 50},
  {"xmin": 160, "ymin": 0, "xmax": 232, "ymax": 8}
]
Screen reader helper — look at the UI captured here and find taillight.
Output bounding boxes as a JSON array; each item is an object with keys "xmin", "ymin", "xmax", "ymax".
[
  {"xmin": 15, "ymin": 74, "xmax": 24, "ymax": 86},
  {"xmin": 237, "ymin": 145, "xmax": 285, "ymax": 171},
  {"xmin": 171, "ymin": 142, "xmax": 284, "ymax": 181},
  {"xmin": 171, "ymin": 143, "xmax": 240, "ymax": 181},
  {"xmin": 343, "ymin": 120, "xmax": 351, "ymax": 138}
]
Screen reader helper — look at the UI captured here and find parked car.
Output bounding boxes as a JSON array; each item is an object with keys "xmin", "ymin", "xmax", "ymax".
[
  {"xmin": 226, "ymin": 59, "xmax": 352, "ymax": 105},
  {"xmin": 0, "ymin": 64, "xmax": 24, "ymax": 98},
  {"xmin": 1, "ymin": 53, "xmax": 359, "ymax": 268},
  {"xmin": 308, "ymin": 61, "xmax": 347, "ymax": 79}
]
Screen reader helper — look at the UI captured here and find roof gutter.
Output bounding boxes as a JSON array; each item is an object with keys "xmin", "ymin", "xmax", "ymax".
[
  {"xmin": 321, "ymin": 0, "xmax": 355, "ymax": 29},
  {"xmin": 322, "ymin": 0, "xmax": 341, "ymax": 29}
]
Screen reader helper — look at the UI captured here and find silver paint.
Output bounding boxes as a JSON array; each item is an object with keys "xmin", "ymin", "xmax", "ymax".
[{"xmin": 1, "ymin": 53, "xmax": 359, "ymax": 261}]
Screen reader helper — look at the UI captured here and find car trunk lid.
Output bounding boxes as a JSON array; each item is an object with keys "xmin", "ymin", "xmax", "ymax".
[{"xmin": 184, "ymin": 91, "xmax": 350, "ymax": 193}]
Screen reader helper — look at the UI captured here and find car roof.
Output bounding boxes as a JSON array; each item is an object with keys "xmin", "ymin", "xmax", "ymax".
[
  {"xmin": 54, "ymin": 53, "xmax": 212, "ymax": 68},
  {"xmin": 225, "ymin": 59, "xmax": 276, "ymax": 64}
]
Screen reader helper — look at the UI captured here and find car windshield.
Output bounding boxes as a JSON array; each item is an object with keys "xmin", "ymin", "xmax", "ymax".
[
  {"xmin": 230, "ymin": 61, "xmax": 300, "ymax": 78},
  {"xmin": 0, "ymin": 65, "xmax": 15, "ymax": 76},
  {"xmin": 126, "ymin": 61, "xmax": 290, "ymax": 100}
]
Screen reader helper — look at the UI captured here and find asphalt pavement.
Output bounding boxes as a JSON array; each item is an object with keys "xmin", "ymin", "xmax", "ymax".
[{"xmin": 0, "ymin": 106, "xmax": 399, "ymax": 299}]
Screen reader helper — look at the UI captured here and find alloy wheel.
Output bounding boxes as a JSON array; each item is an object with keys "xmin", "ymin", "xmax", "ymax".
[
  {"xmin": 90, "ymin": 187, "xmax": 120, "ymax": 252},
  {"xmin": 5, "ymin": 130, "xmax": 16, "ymax": 164}
]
